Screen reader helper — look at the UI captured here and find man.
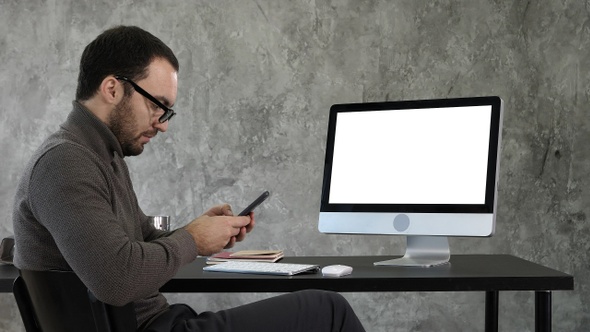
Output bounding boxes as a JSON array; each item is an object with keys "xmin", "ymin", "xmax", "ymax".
[{"xmin": 12, "ymin": 26, "xmax": 365, "ymax": 332}]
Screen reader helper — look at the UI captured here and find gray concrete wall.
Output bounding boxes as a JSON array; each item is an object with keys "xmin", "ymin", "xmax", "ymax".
[{"xmin": 0, "ymin": 0, "xmax": 588, "ymax": 331}]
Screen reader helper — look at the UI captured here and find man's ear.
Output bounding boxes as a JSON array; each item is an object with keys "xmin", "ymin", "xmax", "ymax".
[{"xmin": 98, "ymin": 76, "xmax": 124, "ymax": 105}]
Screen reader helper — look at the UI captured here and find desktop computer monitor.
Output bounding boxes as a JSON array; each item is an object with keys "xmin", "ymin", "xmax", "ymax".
[{"xmin": 318, "ymin": 96, "xmax": 504, "ymax": 267}]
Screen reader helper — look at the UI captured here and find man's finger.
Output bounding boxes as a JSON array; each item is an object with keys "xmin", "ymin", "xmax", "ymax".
[{"xmin": 218, "ymin": 203, "xmax": 232, "ymax": 216}]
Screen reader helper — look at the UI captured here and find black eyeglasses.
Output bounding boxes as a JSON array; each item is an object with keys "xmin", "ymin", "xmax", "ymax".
[{"xmin": 114, "ymin": 75, "xmax": 176, "ymax": 123}]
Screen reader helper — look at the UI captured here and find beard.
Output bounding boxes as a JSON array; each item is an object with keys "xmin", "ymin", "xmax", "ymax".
[{"xmin": 108, "ymin": 97, "xmax": 155, "ymax": 157}]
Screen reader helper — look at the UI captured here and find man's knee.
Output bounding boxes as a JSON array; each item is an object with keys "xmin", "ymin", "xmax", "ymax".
[{"xmin": 299, "ymin": 289, "xmax": 350, "ymax": 309}]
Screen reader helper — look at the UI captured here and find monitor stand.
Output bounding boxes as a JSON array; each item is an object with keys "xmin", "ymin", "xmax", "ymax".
[{"xmin": 374, "ymin": 236, "xmax": 450, "ymax": 267}]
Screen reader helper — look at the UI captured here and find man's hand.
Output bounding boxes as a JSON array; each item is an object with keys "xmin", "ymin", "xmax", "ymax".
[
  {"xmin": 202, "ymin": 203, "xmax": 234, "ymax": 217},
  {"xmin": 184, "ymin": 204, "xmax": 256, "ymax": 256}
]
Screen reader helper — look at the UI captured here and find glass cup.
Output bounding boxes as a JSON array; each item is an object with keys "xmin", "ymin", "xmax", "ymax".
[{"xmin": 149, "ymin": 216, "xmax": 170, "ymax": 231}]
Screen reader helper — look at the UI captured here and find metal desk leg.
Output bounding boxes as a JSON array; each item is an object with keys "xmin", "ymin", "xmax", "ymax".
[
  {"xmin": 535, "ymin": 291, "xmax": 552, "ymax": 332},
  {"xmin": 485, "ymin": 291, "xmax": 499, "ymax": 332}
]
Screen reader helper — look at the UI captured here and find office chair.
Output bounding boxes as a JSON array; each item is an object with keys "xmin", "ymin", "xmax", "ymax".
[{"xmin": 13, "ymin": 269, "xmax": 137, "ymax": 332}]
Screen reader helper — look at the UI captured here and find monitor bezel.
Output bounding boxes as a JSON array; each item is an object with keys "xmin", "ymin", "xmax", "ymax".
[{"xmin": 319, "ymin": 96, "xmax": 503, "ymax": 214}]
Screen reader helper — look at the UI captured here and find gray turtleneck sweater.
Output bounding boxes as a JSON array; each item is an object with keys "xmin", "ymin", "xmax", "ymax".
[{"xmin": 12, "ymin": 101, "xmax": 198, "ymax": 327}]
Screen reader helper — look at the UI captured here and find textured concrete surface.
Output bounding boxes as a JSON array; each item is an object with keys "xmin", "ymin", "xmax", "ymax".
[{"xmin": 1, "ymin": 0, "xmax": 589, "ymax": 331}]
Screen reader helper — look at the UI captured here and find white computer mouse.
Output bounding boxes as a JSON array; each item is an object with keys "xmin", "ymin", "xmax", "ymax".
[{"xmin": 321, "ymin": 264, "xmax": 353, "ymax": 277}]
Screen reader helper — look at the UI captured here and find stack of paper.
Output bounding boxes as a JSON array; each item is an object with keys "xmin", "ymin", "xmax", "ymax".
[{"xmin": 206, "ymin": 250, "xmax": 284, "ymax": 265}]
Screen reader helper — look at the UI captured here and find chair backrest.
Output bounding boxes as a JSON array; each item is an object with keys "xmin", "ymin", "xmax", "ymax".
[{"xmin": 13, "ymin": 269, "xmax": 137, "ymax": 332}]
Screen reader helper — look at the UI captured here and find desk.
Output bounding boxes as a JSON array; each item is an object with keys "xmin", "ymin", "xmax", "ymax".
[{"xmin": 1, "ymin": 255, "xmax": 573, "ymax": 332}]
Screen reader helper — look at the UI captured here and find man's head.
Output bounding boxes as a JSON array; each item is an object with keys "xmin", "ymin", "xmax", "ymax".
[
  {"xmin": 76, "ymin": 26, "xmax": 179, "ymax": 101},
  {"xmin": 76, "ymin": 26, "xmax": 179, "ymax": 156}
]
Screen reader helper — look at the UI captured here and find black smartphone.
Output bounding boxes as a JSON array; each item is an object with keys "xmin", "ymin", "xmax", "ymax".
[{"xmin": 238, "ymin": 191, "xmax": 270, "ymax": 216}]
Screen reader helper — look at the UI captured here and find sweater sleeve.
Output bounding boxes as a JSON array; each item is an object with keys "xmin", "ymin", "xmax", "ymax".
[{"xmin": 27, "ymin": 143, "xmax": 198, "ymax": 306}]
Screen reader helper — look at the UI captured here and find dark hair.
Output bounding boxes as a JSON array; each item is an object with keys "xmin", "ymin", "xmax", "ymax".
[{"xmin": 75, "ymin": 25, "xmax": 179, "ymax": 101}]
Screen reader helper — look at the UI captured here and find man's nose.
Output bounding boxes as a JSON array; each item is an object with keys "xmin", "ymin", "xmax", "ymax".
[{"xmin": 153, "ymin": 118, "xmax": 169, "ymax": 132}]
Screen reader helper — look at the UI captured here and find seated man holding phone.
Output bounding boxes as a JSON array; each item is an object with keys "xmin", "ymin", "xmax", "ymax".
[{"xmin": 12, "ymin": 26, "xmax": 365, "ymax": 332}]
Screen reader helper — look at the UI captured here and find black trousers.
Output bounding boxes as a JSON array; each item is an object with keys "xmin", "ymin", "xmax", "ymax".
[{"xmin": 142, "ymin": 289, "xmax": 366, "ymax": 332}]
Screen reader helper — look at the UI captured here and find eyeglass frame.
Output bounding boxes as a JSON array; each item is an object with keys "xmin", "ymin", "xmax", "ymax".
[{"xmin": 114, "ymin": 75, "xmax": 176, "ymax": 123}]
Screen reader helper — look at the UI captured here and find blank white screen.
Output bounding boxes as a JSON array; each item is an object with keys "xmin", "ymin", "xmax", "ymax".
[{"xmin": 329, "ymin": 106, "xmax": 492, "ymax": 204}]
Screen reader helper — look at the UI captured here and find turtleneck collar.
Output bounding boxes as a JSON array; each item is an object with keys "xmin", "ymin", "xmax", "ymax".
[{"xmin": 60, "ymin": 101, "xmax": 125, "ymax": 163}]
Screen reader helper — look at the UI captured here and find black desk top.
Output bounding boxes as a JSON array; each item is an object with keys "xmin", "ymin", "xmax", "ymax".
[
  {"xmin": 0, "ymin": 255, "xmax": 574, "ymax": 294},
  {"xmin": 161, "ymin": 255, "xmax": 574, "ymax": 293}
]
